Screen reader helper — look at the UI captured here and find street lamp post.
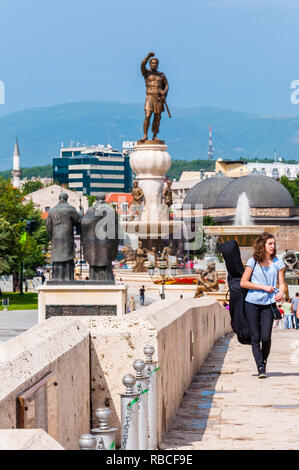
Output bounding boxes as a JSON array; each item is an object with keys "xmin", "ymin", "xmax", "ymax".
[
  {"xmin": 158, "ymin": 257, "xmax": 167, "ymax": 299},
  {"xmin": 148, "ymin": 257, "xmax": 177, "ymax": 300}
]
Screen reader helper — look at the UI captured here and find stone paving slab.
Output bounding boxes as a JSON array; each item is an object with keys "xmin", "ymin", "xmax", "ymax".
[
  {"xmin": 0, "ymin": 310, "xmax": 38, "ymax": 343},
  {"xmin": 161, "ymin": 330, "xmax": 299, "ymax": 450}
]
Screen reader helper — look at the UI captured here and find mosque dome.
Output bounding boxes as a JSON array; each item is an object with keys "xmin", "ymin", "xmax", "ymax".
[
  {"xmin": 215, "ymin": 175, "xmax": 294, "ymax": 208},
  {"xmin": 183, "ymin": 176, "xmax": 233, "ymax": 209},
  {"xmin": 183, "ymin": 174, "xmax": 294, "ymax": 209}
]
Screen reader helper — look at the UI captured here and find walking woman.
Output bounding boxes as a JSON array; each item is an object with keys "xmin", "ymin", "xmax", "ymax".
[{"xmin": 240, "ymin": 232, "xmax": 286, "ymax": 378}]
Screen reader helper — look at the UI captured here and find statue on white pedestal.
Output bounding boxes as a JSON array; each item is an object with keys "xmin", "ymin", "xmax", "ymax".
[{"xmin": 139, "ymin": 51, "xmax": 170, "ymax": 143}]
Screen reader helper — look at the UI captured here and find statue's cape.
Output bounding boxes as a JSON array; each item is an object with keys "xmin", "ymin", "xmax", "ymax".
[{"xmin": 81, "ymin": 203, "xmax": 119, "ymax": 267}]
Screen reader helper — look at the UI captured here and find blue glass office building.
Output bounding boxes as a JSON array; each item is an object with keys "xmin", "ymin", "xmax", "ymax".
[{"xmin": 53, "ymin": 145, "xmax": 132, "ymax": 196}]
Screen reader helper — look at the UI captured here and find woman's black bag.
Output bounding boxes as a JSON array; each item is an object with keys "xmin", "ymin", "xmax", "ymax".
[{"xmin": 220, "ymin": 240, "xmax": 251, "ymax": 345}]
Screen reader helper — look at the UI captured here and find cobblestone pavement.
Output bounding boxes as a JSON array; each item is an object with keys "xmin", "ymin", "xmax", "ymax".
[{"xmin": 161, "ymin": 330, "xmax": 299, "ymax": 450}]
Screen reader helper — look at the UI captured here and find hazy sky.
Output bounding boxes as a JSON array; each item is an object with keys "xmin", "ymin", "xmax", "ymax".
[{"xmin": 0, "ymin": 0, "xmax": 299, "ymax": 117}]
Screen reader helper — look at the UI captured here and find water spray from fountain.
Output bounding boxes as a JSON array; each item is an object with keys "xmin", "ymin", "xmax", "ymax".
[{"xmin": 234, "ymin": 192, "xmax": 253, "ymax": 226}]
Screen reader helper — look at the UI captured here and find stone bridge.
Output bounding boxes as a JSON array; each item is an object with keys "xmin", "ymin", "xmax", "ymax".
[
  {"xmin": 161, "ymin": 330, "xmax": 299, "ymax": 450},
  {"xmin": 0, "ymin": 298, "xmax": 298, "ymax": 450}
]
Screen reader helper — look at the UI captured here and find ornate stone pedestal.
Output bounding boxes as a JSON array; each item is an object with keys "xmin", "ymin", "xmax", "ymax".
[
  {"xmin": 130, "ymin": 142, "xmax": 171, "ymax": 222},
  {"xmin": 38, "ymin": 283, "xmax": 128, "ymax": 322},
  {"xmin": 122, "ymin": 141, "xmax": 189, "ymax": 259}
]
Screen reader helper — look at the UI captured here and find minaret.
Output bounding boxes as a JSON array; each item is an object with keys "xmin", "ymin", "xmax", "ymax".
[
  {"xmin": 208, "ymin": 125, "xmax": 214, "ymax": 160},
  {"xmin": 12, "ymin": 138, "xmax": 22, "ymax": 188}
]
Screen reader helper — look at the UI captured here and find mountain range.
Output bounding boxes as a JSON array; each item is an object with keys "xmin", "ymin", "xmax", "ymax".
[{"xmin": 1, "ymin": 101, "xmax": 299, "ymax": 170}]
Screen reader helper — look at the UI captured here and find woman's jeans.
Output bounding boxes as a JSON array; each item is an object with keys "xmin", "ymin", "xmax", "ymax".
[{"xmin": 245, "ymin": 301, "xmax": 274, "ymax": 369}]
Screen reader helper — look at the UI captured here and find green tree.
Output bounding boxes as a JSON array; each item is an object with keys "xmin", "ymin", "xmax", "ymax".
[
  {"xmin": 0, "ymin": 164, "xmax": 52, "ymax": 181},
  {"xmin": 167, "ymin": 159, "xmax": 215, "ymax": 181},
  {"xmin": 20, "ymin": 199, "xmax": 49, "ymax": 278},
  {"xmin": 0, "ymin": 217, "xmax": 17, "ymax": 273},
  {"xmin": 87, "ymin": 195, "xmax": 97, "ymax": 207},
  {"xmin": 203, "ymin": 215, "xmax": 217, "ymax": 226},
  {"xmin": 0, "ymin": 178, "xmax": 49, "ymax": 284},
  {"xmin": 21, "ymin": 180, "xmax": 44, "ymax": 195},
  {"xmin": 280, "ymin": 175, "xmax": 299, "ymax": 207}
]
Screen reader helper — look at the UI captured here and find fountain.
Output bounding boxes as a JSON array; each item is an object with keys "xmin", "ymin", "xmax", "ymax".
[
  {"xmin": 234, "ymin": 192, "xmax": 253, "ymax": 226},
  {"xmin": 204, "ymin": 192, "xmax": 279, "ymax": 263}
]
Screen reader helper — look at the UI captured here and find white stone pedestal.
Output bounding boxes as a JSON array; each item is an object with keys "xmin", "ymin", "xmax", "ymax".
[
  {"xmin": 38, "ymin": 284, "xmax": 128, "ymax": 322},
  {"xmin": 130, "ymin": 142, "xmax": 172, "ymax": 222}
]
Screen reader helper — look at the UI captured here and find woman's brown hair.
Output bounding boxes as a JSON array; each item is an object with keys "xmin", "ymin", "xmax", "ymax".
[{"xmin": 253, "ymin": 232, "xmax": 276, "ymax": 263}]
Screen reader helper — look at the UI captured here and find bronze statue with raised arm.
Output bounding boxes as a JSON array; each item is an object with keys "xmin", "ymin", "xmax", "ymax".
[{"xmin": 139, "ymin": 51, "xmax": 169, "ymax": 143}]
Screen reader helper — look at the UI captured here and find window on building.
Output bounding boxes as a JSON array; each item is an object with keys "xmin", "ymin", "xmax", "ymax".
[
  {"xmin": 45, "ymin": 206, "xmax": 50, "ymax": 212},
  {"xmin": 121, "ymin": 203, "xmax": 128, "ymax": 212},
  {"xmin": 272, "ymin": 168, "xmax": 279, "ymax": 179}
]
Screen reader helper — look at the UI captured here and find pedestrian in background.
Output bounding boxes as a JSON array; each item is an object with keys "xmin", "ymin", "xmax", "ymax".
[
  {"xmin": 281, "ymin": 298, "xmax": 293, "ymax": 329},
  {"xmin": 291, "ymin": 293, "xmax": 299, "ymax": 330},
  {"xmin": 274, "ymin": 303, "xmax": 284, "ymax": 329},
  {"xmin": 128, "ymin": 296, "xmax": 136, "ymax": 313},
  {"xmin": 139, "ymin": 285, "xmax": 145, "ymax": 305}
]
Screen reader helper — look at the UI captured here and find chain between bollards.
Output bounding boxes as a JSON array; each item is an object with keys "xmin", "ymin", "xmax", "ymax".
[
  {"xmin": 79, "ymin": 344, "xmax": 160, "ymax": 451},
  {"xmin": 144, "ymin": 345, "xmax": 159, "ymax": 450},
  {"xmin": 134, "ymin": 359, "xmax": 149, "ymax": 450},
  {"xmin": 120, "ymin": 374, "xmax": 139, "ymax": 450}
]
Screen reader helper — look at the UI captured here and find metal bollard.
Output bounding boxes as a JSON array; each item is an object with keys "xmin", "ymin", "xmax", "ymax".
[
  {"xmin": 91, "ymin": 407, "xmax": 117, "ymax": 450},
  {"xmin": 144, "ymin": 345, "xmax": 158, "ymax": 450},
  {"xmin": 133, "ymin": 359, "xmax": 149, "ymax": 450},
  {"xmin": 78, "ymin": 434, "xmax": 97, "ymax": 450},
  {"xmin": 120, "ymin": 374, "xmax": 139, "ymax": 450}
]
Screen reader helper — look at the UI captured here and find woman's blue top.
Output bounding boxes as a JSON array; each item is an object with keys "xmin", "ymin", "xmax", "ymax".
[{"xmin": 245, "ymin": 256, "xmax": 285, "ymax": 305}]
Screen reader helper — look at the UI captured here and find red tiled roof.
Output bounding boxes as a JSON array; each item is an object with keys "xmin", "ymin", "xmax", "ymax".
[{"xmin": 105, "ymin": 193, "xmax": 133, "ymax": 204}]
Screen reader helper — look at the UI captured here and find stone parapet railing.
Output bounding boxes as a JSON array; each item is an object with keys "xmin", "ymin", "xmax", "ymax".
[
  {"xmin": 79, "ymin": 297, "xmax": 231, "ymax": 445},
  {"xmin": 0, "ymin": 298, "xmax": 231, "ymax": 449},
  {"xmin": 0, "ymin": 318, "xmax": 90, "ymax": 450}
]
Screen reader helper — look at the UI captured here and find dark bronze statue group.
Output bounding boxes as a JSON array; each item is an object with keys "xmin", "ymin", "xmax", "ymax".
[{"xmin": 46, "ymin": 193, "xmax": 119, "ymax": 282}]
